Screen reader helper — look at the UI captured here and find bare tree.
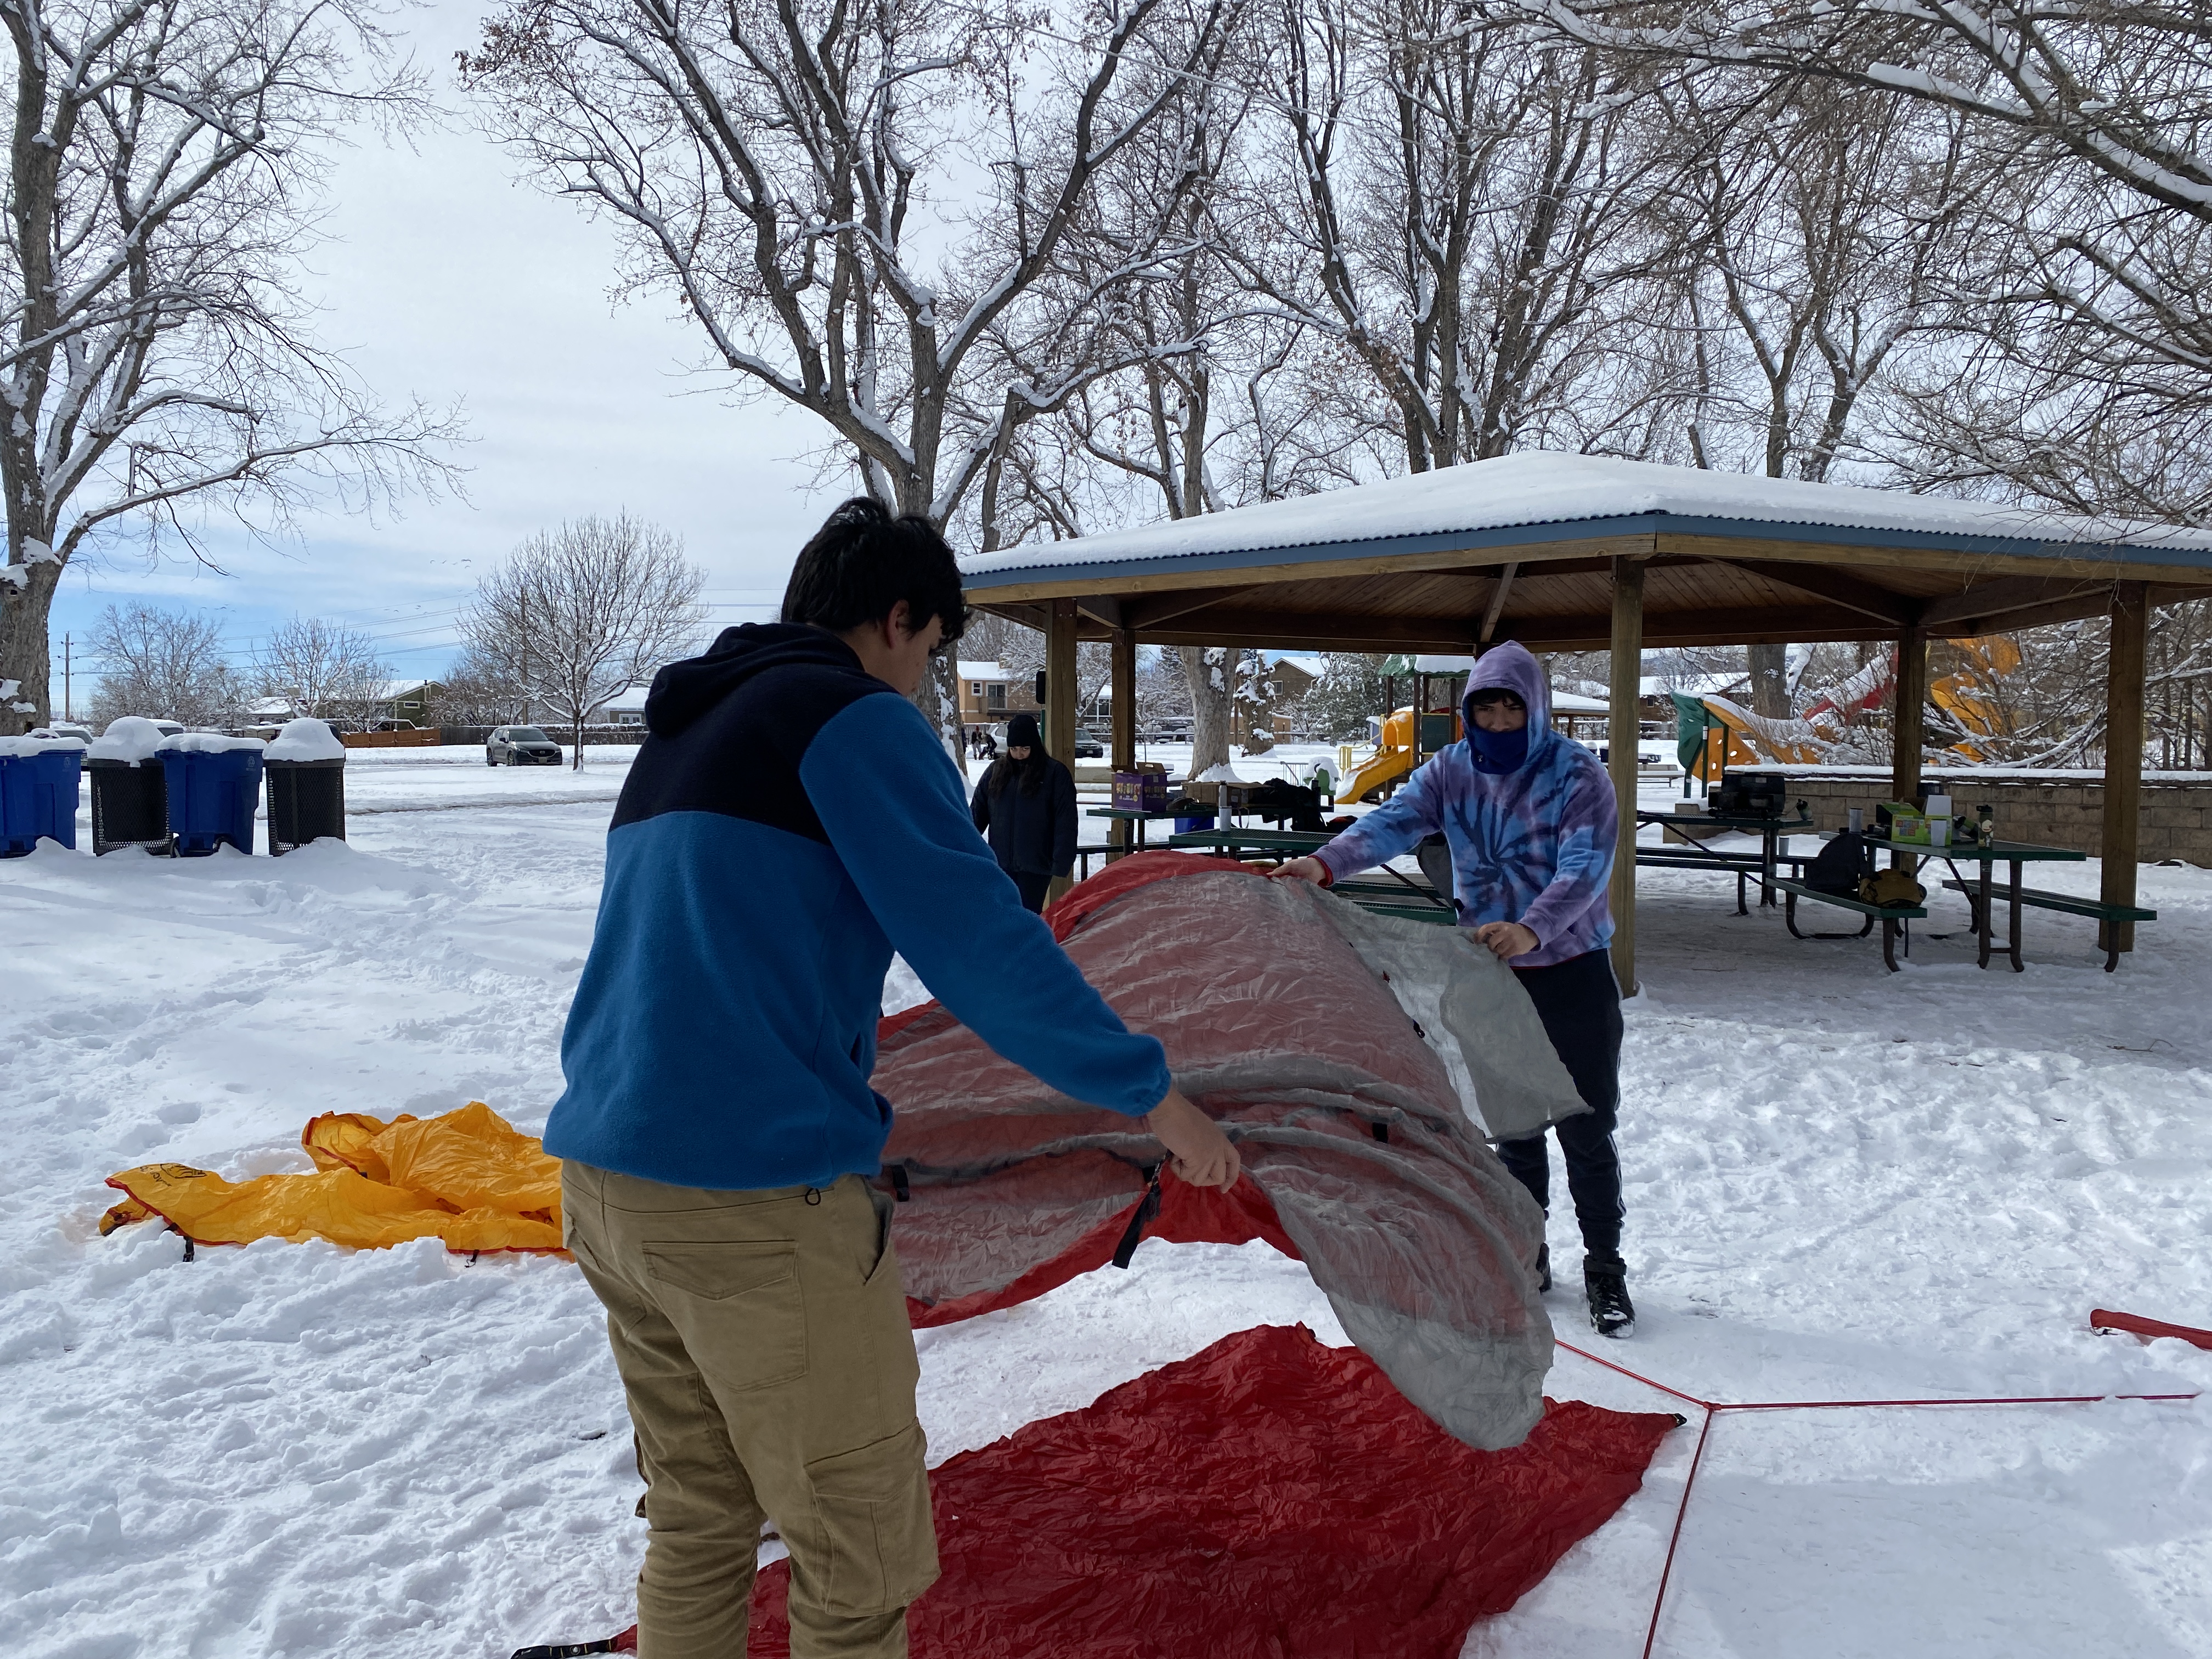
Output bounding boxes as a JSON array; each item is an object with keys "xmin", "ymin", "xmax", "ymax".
[
  {"xmin": 1526, "ymin": 0, "xmax": 2212, "ymax": 522},
  {"xmin": 1237, "ymin": 4, "xmax": 1676, "ymax": 475},
  {"xmin": 0, "ymin": 0, "xmax": 460, "ymax": 733},
  {"xmin": 462, "ymin": 515, "xmax": 707, "ymax": 768},
  {"xmin": 463, "ymin": 0, "xmax": 1238, "ymax": 759},
  {"xmin": 255, "ymin": 617, "xmax": 388, "ymax": 729},
  {"xmin": 436, "ymin": 646, "xmax": 531, "ymax": 728},
  {"xmin": 86, "ymin": 601, "xmax": 239, "ymax": 727}
]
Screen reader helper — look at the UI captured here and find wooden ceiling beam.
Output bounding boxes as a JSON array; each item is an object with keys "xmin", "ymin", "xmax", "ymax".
[
  {"xmin": 1700, "ymin": 558, "xmax": 1920, "ymax": 625},
  {"xmin": 1916, "ymin": 574, "xmax": 2109, "ymax": 631}
]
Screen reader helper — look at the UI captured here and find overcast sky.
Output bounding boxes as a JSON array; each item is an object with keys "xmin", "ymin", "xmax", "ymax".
[{"xmin": 44, "ymin": 0, "xmax": 847, "ymax": 714}]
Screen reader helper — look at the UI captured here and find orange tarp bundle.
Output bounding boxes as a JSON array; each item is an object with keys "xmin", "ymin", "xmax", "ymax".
[{"xmin": 101, "ymin": 1102, "xmax": 566, "ymax": 1253}]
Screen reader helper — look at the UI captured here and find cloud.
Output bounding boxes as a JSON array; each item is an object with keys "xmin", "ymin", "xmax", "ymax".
[{"xmin": 49, "ymin": 0, "xmax": 835, "ymax": 699}]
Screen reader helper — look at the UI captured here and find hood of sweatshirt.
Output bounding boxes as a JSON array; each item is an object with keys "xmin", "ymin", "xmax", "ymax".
[
  {"xmin": 1461, "ymin": 641, "xmax": 1556, "ymax": 768},
  {"xmin": 645, "ymin": 623, "xmax": 869, "ymax": 739}
]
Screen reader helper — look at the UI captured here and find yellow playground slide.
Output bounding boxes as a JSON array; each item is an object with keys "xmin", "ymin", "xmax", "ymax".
[
  {"xmin": 1342, "ymin": 745, "xmax": 1414, "ymax": 803},
  {"xmin": 1341, "ymin": 707, "xmax": 1459, "ymax": 802}
]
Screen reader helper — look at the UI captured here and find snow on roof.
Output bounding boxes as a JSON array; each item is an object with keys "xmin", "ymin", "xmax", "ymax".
[
  {"xmin": 960, "ymin": 453, "xmax": 2212, "ymax": 583},
  {"xmin": 1551, "ymin": 691, "xmax": 1608, "ymax": 713},
  {"xmin": 599, "ymin": 683, "xmax": 652, "ymax": 713},
  {"xmin": 956, "ymin": 660, "xmax": 1013, "ymax": 681}
]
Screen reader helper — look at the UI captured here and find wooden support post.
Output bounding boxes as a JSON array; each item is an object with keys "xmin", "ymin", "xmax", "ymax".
[
  {"xmin": 2100, "ymin": 582, "xmax": 2149, "ymax": 955},
  {"xmin": 1607, "ymin": 558, "xmax": 1644, "ymax": 996},
  {"xmin": 1109, "ymin": 628, "xmax": 1137, "ymax": 858},
  {"xmin": 1045, "ymin": 600, "xmax": 1080, "ymax": 900},
  {"xmin": 1046, "ymin": 599, "xmax": 1079, "ymax": 763},
  {"xmin": 1890, "ymin": 627, "xmax": 1927, "ymax": 871}
]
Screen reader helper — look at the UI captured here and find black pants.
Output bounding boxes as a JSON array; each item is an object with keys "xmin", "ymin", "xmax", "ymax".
[
  {"xmin": 1496, "ymin": 947, "xmax": 1625, "ymax": 1267},
  {"xmin": 1012, "ymin": 871, "xmax": 1053, "ymax": 913}
]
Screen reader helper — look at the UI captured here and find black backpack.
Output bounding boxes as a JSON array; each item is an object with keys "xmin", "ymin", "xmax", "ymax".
[{"xmin": 1803, "ymin": 830, "xmax": 1875, "ymax": 895}]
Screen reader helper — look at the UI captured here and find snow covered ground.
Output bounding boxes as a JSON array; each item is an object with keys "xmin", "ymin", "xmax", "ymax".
[{"xmin": 5, "ymin": 752, "xmax": 2210, "ymax": 1658}]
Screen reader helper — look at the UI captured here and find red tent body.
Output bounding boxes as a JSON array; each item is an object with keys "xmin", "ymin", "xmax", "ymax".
[{"xmin": 743, "ymin": 1324, "xmax": 1678, "ymax": 1658}]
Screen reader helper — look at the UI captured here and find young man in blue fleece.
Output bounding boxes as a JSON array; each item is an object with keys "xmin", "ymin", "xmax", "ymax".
[
  {"xmin": 546, "ymin": 499, "xmax": 1239, "ymax": 1659},
  {"xmin": 1273, "ymin": 641, "xmax": 1633, "ymax": 1340}
]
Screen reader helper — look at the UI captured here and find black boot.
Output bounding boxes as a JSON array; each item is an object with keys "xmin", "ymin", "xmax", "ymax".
[
  {"xmin": 1584, "ymin": 1256, "xmax": 1634, "ymax": 1338},
  {"xmin": 1535, "ymin": 1243, "xmax": 1551, "ymax": 1294}
]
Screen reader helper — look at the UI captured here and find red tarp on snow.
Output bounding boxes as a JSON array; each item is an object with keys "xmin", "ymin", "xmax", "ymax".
[
  {"xmin": 874, "ymin": 850, "xmax": 1589, "ymax": 1451},
  {"xmin": 742, "ymin": 1324, "xmax": 1678, "ymax": 1658}
]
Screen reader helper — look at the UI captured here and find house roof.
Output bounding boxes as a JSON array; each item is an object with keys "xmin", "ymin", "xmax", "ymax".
[{"xmin": 957, "ymin": 453, "xmax": 2212, "ymax": 654}]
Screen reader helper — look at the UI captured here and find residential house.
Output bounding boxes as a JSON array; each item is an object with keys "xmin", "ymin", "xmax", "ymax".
[{"xmin": 956, "ymin": 661, "xmax": 1041, "ymax": 727}]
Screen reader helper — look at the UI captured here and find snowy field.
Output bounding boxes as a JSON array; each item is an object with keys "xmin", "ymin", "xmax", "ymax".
[{"xmin": 5, "ymin": 747, "xmax": 2211, "ymax": 1658}]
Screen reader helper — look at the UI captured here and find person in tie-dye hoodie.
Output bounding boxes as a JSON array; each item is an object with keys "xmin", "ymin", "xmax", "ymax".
[{"xmin": 1273, "ymin": 641, "xmax": 1635, "ymax": 1338}]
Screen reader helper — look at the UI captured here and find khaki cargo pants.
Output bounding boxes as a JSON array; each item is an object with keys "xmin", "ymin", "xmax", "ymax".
[{"xmin": 562, "ymin": 1163, "xmax": 939, "ymax": 1658}]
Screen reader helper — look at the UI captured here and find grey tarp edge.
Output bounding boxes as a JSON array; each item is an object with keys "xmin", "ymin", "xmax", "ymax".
[{"xmin": 1307, "ymin": 884, "xmax": 1589, "ymax": 1141}]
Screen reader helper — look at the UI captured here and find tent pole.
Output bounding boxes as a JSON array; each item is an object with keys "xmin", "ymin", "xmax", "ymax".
[
  {"xmin": 1046, "ymin": 600, "xmax": 1079, "ymax": 901},
  {"xmin": 2100, "ymin": 582, "xmax": 2149, "ymax": 955},
  {"xmin": 1109, "ymin": 627, "xmax": 1137, "ymax": 860},
  {"xmin": 1890, "ymin": 627, "xmax": 1927, "ymax": 871},
  {"xmin": 1607, "ymin": 559, "xmax": 1644, "ymax": 996}
]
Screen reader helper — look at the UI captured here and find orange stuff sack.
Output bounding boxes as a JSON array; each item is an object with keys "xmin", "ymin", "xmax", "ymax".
[{"xmin": 103, "ymin": 1102, "xmax": 565, "ymax": 1254}]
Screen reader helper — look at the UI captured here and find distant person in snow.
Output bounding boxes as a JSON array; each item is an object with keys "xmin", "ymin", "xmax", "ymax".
[
  {"xmin": 970, "ymin": 710, "xmax": 1078, "ymax": 912},
  {"xmin": 543, "ymin": 498, "xmax": 1239, "ymax": 1659},
  {"xmin": 1271, "ymin": 641, "xmax": 1633, "ymax": 1339}
]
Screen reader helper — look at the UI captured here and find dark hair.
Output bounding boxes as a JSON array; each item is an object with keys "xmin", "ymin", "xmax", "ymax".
[
  {"xmin": 988, "ymin": 746, "xmax": 1051, "ymax": 799},
  {"xmin": 990, "ymin": 712, "xmax": 1049, "ymax": 798},
  {"xmin": 1466, "ymin": 687, "xmax": 1526, "ymax": 710},
  {"xmin": 780, "ymin": 498, "xmax": 968, "ymax": 644}
]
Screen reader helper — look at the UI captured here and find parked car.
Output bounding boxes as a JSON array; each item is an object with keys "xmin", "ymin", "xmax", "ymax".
[
  {"xmin": 45, "ymin": 720, "xmax": 93, "ymax": 740},
  {"xmin": 1073, "ymin": 726, "xmax": 1105, "ymax": 759},
  {"xmin": 121, "ymin": 716, "xmax": 185, "ymax": 738},
  {"xmin": 487, "ymin": 726, "xmax": 563, "ymax": 766}
]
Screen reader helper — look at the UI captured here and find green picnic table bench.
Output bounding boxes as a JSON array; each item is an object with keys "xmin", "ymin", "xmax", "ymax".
[
  {"xmin": 1938, "ymin": 881, "xmax": 2155, "ymax": 972},
  {"xmin": 1771, "ymin": 878, "xmax": 1927, "ymax": 973}
]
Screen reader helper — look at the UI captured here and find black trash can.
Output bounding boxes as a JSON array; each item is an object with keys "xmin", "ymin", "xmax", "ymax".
[
  {"xmin": 88, "ymin": 757, "xmax": 172, "ymax": 856},
  {"xmin": 266, "ymin": 756, "xmax": 346, "ymax": 854}
]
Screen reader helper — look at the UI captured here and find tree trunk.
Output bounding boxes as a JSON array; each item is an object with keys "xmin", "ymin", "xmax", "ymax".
[
  {"xmin": 0, "ymin": 563, "xmax": 58, "ymax": 733},
  {"xmin": 914, "ymin": 653, "xmax": 967, "ymax": 778},
  {"xmin": 1181, "ymin": 646, "xmax": 1236, "ymax": 778},
  {"xmin": 1747, "ymin": 642, "xmax": 1792, "ymax": 720}
]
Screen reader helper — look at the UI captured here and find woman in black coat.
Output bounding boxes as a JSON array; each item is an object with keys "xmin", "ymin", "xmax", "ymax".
[{"xmin": 970, "ymin": 712, "xmax": 1079, "ymax": 912}]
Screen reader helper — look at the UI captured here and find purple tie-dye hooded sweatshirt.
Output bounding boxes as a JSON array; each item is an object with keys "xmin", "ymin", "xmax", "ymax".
[{"xmin": 1314, "ymin": 642, "xmax": 1617, "ymax": 967}]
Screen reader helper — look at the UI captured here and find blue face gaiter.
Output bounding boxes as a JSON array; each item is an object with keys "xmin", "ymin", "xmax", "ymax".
[{"xmin": 1467, "ymin": 719, "xmax": 1530, "ymax": 774}]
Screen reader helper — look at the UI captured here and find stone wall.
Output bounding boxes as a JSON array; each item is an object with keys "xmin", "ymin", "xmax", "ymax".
[{"xmin": 1766, "ymin": 772, "xmax": 2212, "ymax": 867}]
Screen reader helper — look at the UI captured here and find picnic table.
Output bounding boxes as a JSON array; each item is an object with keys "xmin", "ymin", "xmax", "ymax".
[
  {"xmin": 1851, "ymin": 834, "xmax": 2147, "ymax": 971},
  {"xmin": 1635, "ymin": 808, "xmax": 1812, "ymax": 912},
  {"xmin": 1164, "ymin": 827, "xmax": 1459, "ymax": 925},
  {"xmin": 1085, "ymin": 806, "xmax": 1174, "ymax": 853}
]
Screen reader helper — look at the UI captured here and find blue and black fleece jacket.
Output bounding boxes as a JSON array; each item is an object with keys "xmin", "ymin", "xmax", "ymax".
[{"xmin": 544, "ymin": 623, "xmax": 1172, "ymax": 1191}]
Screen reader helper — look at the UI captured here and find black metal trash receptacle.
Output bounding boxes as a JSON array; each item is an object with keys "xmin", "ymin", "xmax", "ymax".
[
  {"xmin": 88, "ymin": 757, "xmax": 172, "ymax": 855},
  {"xmin": 266, "ymin": 757, "xmax": 346, "ymax": 854}
]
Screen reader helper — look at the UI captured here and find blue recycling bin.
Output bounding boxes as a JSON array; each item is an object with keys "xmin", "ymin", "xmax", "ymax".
[
  {"xmin": 157, "ymin": 741, "xmax": 264, "ymax": 855},
  {"xmin": 0, "ymin": 741, "xmax": 84, "ymax": 854}
]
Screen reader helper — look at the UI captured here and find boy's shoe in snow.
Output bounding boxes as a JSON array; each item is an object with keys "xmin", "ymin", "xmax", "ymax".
[
  {"xmin": 1585, "ymin": 1260, "xmax": 1634, "ymax": 1338},
  {"xmin": 1535, "ymin": 1243, "xmax": 1551, "ymax": 1294}
]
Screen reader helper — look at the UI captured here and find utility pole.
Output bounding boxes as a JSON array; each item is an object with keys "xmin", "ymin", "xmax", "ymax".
[{"xmin": 63, "ymin": 634, "xmax": 72, "ymax": 721}]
